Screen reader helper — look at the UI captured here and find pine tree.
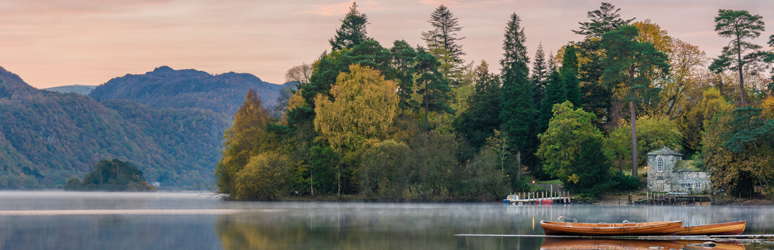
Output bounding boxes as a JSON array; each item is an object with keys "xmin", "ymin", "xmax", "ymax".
[
  {"xmin": 415, "ymin": 47, "xmax": 454, "ymax": 133},
  {"xmin": 453, "ymin": 61, "xmax": 502, "ymax": 149},
  {"xmin": 424, "ymin": 5, "xmax": 465, "ymax": 63},
  {"xmin": 601, "ymin": 25, "xmax": 670, "ymax": 177},
  {"xmin": 531, "ymin": 43, "xmax": 549, "ymax": 102},
  {"xmin": 390, "ymin": 40, "xmax": 418, "ymax": 116},
  {"xmin": 561, "ymin": 45, "xmax": 582, "ymax": 107},
  {"xmin": 574, "ymin": 2, "xmax": 633, "ymax": 131},
  {"xmin": 329, "ymin": 2, "xmax": 370, "ymax": 51},
  {"xmin": 573, "ymin": 2, "xmax": 635, "ymax": 37},
  {"xmin": 499, "ymin": 13, "xmax": 534, "ymax": 184},
  {"xmin": 537, "ymin": 69, "xmax": 566, "ymax": 135},
  {"xmin": 712, "ymin": 9, "xmax": 770, "ymax": 106}
]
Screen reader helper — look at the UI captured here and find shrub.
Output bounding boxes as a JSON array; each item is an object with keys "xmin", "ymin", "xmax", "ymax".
[
  {"xmin": 234, "ymin": 152, "xmax": 291, "ymax": 200},
  {"xmin": 64, "ymin": 178, "xmax": 82, "ymax": 190}
]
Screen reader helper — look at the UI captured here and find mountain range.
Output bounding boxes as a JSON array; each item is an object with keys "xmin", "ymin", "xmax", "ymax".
[{"xmin": 0, "ymin": 66, "xmax": 290, "ymax": 190}]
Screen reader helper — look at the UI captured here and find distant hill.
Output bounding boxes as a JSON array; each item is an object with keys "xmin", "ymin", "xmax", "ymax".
[
  {"xmin": 89, "ymin": 66, "xmax": 293, "ymax": 116},
  {"xmin": 44, "ymin": 85, "xmax": 97, "ymax": 95},
  {"xmin": 0, "ymin": 66, "xmax": 226, "ymax": 190}
]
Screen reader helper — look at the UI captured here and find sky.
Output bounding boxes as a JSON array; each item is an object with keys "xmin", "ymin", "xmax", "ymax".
[{"xmin": 1, "ymin": 0, "xmax": 773, "ymax": 89}]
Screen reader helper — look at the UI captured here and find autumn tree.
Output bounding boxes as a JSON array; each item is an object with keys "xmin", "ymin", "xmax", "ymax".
[
  {"xmin": 499, "ymin": 13, "xmax": 534, "ymax": 182},
  {"xmin": 234, "ymin": 152, "xmax": 291, "ymax": 200},
  {"xmin": 606, "ymin": 117, "xmax": 683, "ymax": 170},
  {"xmin": 712, "ymin": 9, "xmax": 770, "ymax": 106},
  {"xmin": 601, "ymin": 25, "xmax": 670, "ymax": 177},
  {"xmin": 215, "ymin": 89, "xmax": 272, "ymax": 196},
  {"xmin": 314, "ymin": 64, "xmax": 399, "ymax": 151},
  {"xmin": 329, "ymin": 2, "xmax": 370, "ymax": 50}
]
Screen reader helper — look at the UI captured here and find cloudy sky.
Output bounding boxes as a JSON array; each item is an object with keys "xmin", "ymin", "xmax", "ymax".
[{"xmin": 1, "ymin": 0, "xmax": 772, "ymax": 89}]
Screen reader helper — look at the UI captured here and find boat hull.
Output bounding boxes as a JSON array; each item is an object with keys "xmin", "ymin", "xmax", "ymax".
[
  {"xmin": 540, "ymin": 220, "xmax": 682, "ymax": 236},
  {"xmin": 677, "ymin": 220, "xmax": 746, "ymax": 235}
]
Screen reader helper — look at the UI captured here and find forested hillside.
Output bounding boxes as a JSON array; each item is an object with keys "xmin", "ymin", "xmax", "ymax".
[
  {"xmin": 89, "ymin": 66, "xmax": 292, "ymax": 115},
  {"xmin": 216, "ymin": 3, "xmax": 774, "ymax": 202},
  {"xmin": 0, "ymin": 66, "xmax": 226, "ymax": 189}
]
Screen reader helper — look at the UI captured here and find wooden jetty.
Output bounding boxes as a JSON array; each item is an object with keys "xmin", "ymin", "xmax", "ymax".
[
  {"xmin": 504, "ymin": 190, "xmax": 571, "ymax": 205},
  {"xmin": 637, "ymin": 192, "xmax": 712, "ymax": 205}
]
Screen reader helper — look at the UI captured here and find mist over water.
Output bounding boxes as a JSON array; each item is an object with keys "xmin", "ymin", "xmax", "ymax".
[{"xmin": 0, "ymin": 191, "xmax": 772, "ymax": 249}]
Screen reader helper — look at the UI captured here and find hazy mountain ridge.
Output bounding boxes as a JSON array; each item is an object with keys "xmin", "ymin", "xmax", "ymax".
[
  {"xmin": 0, "ymin": 66, "xmax": 226, "ymax": 189},
  {"xmin": 44, "ymin": 85, "xmax": 97, "ymax": 95},
  {"xmin": 89, "ymin": 66, "xmax": 292, "ymax": 116}
]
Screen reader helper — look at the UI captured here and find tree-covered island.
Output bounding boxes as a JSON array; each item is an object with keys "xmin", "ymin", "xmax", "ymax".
[
  {"xmin": 65, "ymin": 159, "xmax": 156, "ymax": 191},
  {"xmin": 216, "ymin": 2, "xmax": 774, "ymax": 202}
]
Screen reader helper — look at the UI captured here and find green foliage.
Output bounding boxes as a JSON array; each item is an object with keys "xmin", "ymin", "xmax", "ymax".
[
  {"xmin": 499, "ymin": 13, "xmax": 535, "ymax": 160},
  {"xmin": 73, "ymin": 159, "xmax": 156, "ymax": 191},
  {"xmin": 415, "ymin": 47, "xmax": 454, "ymax": 132},
  {"xmin": 537, "ymin": 101, "xmax": 604, "ymax": 185},
  {"xmin": 573, "ymin": 2, "xmax": 635, "ymax": 37},
  {"xmin": 537, "ymin": 70, "xmax": 566, "ymax": 136},
  {"xmin": 329, "ymin": 2, "xmax": 370, "ymax": 51},
  {"xmin": 713, "ymin": 9, "xmax": 769, "ymax": 105},
  {"xmin": 607, "ymin": 117, "xmax": 683, "ymax": 169},
  {"xmin": 560, "ymin": 45, "xmax": 582, "ymax": 107},
  {"xmin": 358, "ymin": 140, "xmax": 411, "ymax": 199},
  {"xmin": 562, "ymin": 137, "xmax": 612, "ymax": 196},
  {"xmin": 610, "ymin": 171, "xmax": 641, "ymax": 191},
  {"xmin": 64, "ymin": 178, "xmax": 82, "ymax": 190},
  {"xmin": 423, "ymin": 5, "xmax": 466, "ymax": 80},
  {"xmin": 601, "ymin": 24, "xmax": 670, "ymax": 177},
  {"xmin": 390, "ymin": 40, "xmax": 418, "ymax": 115},
  {"xmin": 234, "ymin": 152, "xmax": 291, "ymax": 200},
  {"xmin": 453, "ymin": 61, "xmax": 501, "ymax": 149}
]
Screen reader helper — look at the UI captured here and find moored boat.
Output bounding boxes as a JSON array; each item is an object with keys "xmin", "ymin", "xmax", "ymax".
[
  {"xmin": 677, "ymin": 220, "xmax": 746, "ymax": 235},
  {"xmin": 540, "ymin": 238, "xmax": 745, "ymax": 250},
  {"xmin": 540, "ymin": 220, "xmax": 682, "ymax": 236}
]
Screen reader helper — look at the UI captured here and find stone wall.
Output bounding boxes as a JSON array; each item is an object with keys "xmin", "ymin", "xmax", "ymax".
[{"xmin": 647, "ymin": 153, "xmax": 711, "ymax": 194}]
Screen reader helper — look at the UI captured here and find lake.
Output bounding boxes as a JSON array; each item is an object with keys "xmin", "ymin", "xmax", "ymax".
[{"xmin": 1, "ymin": 191, "xmax": 773, "ymax": 249}]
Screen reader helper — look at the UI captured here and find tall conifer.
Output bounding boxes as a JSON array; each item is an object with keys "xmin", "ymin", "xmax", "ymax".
[
  {"xmin": 329, "ymin": 2, "xmax": 369, "ymax": 51},
  {"xmin": 561, "ymin": 45, "xmax": 582, "ymax": 107},
  {"xmin": 499, "ymin": 13, "xmax": 534, "ymax": 183}
]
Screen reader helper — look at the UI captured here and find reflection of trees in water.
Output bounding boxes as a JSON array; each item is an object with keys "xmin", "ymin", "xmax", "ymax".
[{"xmin": 214, "ymin": 210, "xmax": 546, "ymax": 249}]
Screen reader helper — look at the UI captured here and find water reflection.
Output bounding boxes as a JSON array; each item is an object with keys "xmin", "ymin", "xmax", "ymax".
[
  {"xmin": 1, "ymin": 192, "xmax": 774, "ymax": 249},
  {"xmin": 540, "ymin": 238, "xmax": 745, "ymax": 250}
]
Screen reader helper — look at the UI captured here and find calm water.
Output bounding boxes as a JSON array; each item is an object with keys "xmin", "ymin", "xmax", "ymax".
[{"xmin": 1, "ymin": 191, "xmax": 773, "ymax": 250}]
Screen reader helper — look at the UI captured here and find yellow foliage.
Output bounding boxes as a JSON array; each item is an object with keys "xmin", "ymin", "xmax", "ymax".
[
  {"xmin": 632, "ymin": 20, "xmax": 673, "ymax": 55},
  {"xmin": 762, "ymin": 96, "xmax": 774, "ymax": 119},
  {"xmin": 234, "ymin": 151, "xmax": 291, "ymax": 200},
  {"xmin": 314, "ymin": 64, "xmax": 399, "ymax": 151},
  {"xmin": 282, "ymin": 89, "xmax": 306, "ymax": 125}
]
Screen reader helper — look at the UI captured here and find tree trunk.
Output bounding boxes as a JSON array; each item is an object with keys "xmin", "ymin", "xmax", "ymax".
[
  {"xmin": 631, "ymin": 101, "xmax": 638, "ymax": 177},
  {"xmin": 737, "ymin": 40, "xmax": 746, "ymax": 106},
  {"xmin": 516, "ymin": 150, "xmax": 522, "ymax": 183},
  {"xmin": 425, "ymin": 81, "xmax": 429, "ymax": 134}
]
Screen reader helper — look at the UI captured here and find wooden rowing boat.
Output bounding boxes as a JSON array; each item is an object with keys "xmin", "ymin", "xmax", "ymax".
[
  {"xmin": 540, "ymin": 238, "xmax": 745, "ymax": 250},
  {"xmin": 677, "ymin": 220, "xmax": 746, "ymax": 235},
  {"xmin": 540, "ymin": 220, "xmax": 682, "ymax": 236}
]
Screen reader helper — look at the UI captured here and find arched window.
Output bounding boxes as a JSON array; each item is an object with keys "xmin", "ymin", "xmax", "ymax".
[{"xmin": 657, "ymin": 158, "xmax": 664, "ymax": 172}]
